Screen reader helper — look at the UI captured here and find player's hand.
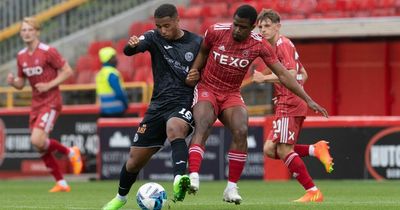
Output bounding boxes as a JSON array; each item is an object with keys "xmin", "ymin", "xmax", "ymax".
[
  {"xmin": 307, "ymin": 100, "xmax": 329, "ymax": 118},
  {"xmin": 185, "ymin": 68, "xmax": 200, "ymax": 87},
  {"xmin": 252, "ymin": 70, "xmax": 265, "ymax": 83},
  {"xmin": 7, "ymin": 73, "xmax": 15, "ymax": 86},
  {"xmin": 127, "ymin": 35, "xmax": 140, "ymax": 48},
  {"xmin": 35, "ymin": 82, "xmax": 51, "ymax": 93}
]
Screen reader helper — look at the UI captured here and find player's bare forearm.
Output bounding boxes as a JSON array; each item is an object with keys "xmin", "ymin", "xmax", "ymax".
[
  {"xmin": 53, "ymin": 63, "xmax": 73, "ymax": 86},
  {"xmin": 191, "ymin": 42, "xmax": 210, "ymax": 71},
  {"xmin": 300, "ymin": 67, "xmax": 308, "ymax": 83}
]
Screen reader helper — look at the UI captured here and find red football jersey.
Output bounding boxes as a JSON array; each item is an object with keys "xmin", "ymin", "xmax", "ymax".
[
  {"xmin": 17, "ymin": 43, "xmax": 65, "ymax": 111},
  {"xmin": 199, "ymin": 23, "xmax": 279, "ymax": 93},
  {"xmin": 273, "ymin": 35, "xmax": 308, "ymax": 117}
]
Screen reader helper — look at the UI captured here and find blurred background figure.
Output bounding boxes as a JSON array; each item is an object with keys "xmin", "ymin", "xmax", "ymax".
[{"xmin": 96, "ymin": 47, "xmax": 129, "ymax": 118}]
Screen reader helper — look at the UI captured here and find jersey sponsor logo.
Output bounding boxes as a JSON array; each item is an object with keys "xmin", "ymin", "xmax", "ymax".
[
  {"xmin": 23, "ymin": 66, "xmax": 43, "ymax": 77},
  {"xmin": 365, "ymin": 127, "xmax": 400, "ymax": 180},
  {"xmin": 185, "ymin": 52, "xmax": 194, "ymax": 61},
  {"xmin": 163, "ymin": 45, "xmax": 173, "ymax": 49},
  {"xmin": 212, "ymin": 51, "xmax": 250, "ymax": 68}
]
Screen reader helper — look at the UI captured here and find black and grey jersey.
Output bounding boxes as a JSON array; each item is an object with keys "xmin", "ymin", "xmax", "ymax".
[{"xmin": 124, "ymin": 30, "xmax": 202, "ymax": 111}]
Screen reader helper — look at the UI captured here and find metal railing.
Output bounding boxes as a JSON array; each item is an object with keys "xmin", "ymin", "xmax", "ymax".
[
  {"xmin": 0, "ymin": 0, "xmax": 146, "ymax": 65},
  {"xmin": 0, "ymin": 82, "xmax": 152, "ymax": 108}
]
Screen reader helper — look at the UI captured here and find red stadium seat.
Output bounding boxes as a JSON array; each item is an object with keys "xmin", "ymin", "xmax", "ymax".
[
  {"xmin": 75, "ymin": 55, "xmax": 98, "ymax": 72},
  {"xmin": 206, "ymin": 2, "xmax": 228, "ymax": 17},
  {"xmin": 182, "ymin": 5, "xmax": 210, "ymax": 19},
  {"xmin": 87, "ymin": 40, "xmax": 113, "ymax": 56},
  {"xmin": 133, "ymin": 67, "xmax": 153, "ymax": 83},
  {"xmin": 76, "ymin": 71, "xmax": 96, "ymax": 84},
  {"xmin": 115, "ymin": 38, "xmax": 128, "ymax": 54},
  {"xmin": 180, "ymin": 18, "xmax": 201, "ymax": 34}
]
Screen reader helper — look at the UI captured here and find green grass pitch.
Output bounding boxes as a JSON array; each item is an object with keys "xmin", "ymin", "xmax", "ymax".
[{"xmin": 0, "ymin": 180, "xmax": 399, "ymax": 210}]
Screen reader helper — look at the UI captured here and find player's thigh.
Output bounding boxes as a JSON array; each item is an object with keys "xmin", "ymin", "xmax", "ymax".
[
  {"xmin": 30, "ymin": 128, "xmax": 48, "ymax": 150},
  {"xmin": 126, "ymin": 146, "xmax": 160, "ymax": 172},
  {"xmin": 193, "ymin": 101, "xmax": 217, "ymax": 131},
  {"xmin": 193, "ymin": 86, "xmax": 218, "ymax": 120},
  {"xmin": 220, "ymin": 106, "xmax": 248, "ymax": 137},
  {"xmin": 166, "ymin": 106, "xmax": 193, "ymax": 140},
  {"xmin": 132, "ymin": 113, "xmax": 167, "ymax": 148},
  {"xmin": 270, "ymin": 116, "xmax": 304, "ymax": 145}
]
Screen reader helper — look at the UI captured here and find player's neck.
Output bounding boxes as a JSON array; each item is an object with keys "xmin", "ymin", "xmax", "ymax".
[
  {"xmin": 269, "ymin": 33, "xmax": 280, "ymax": 46},
  {"xmin": 173, "ymin": 29, "xmax": 184, "ymax": 40},
  {"xmin": 26, "ymin": 39, "xmax": 40, "ymax": 53}
]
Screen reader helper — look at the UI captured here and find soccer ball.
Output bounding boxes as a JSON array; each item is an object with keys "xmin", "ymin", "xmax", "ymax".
[{"xmin": 136, "ymin": 182, "xmax": 167, "ymax": 210}]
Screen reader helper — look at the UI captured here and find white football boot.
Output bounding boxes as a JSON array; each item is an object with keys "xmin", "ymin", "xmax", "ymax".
[
  {"xmin": 223, "ymin": 186, "xmax": 242, "ymax": 205},
  {"xmin": 188, "ymin": 172, "xmax": 199, "ymax": 195}
]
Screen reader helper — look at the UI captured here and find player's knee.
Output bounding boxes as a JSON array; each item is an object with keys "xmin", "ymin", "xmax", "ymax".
[
  {"xmin": 31, "ymin": 136, "xmax": 46, "ymax": 152},
  {"xmin": 263, "ymin": 145, "xmax": 275, "ymax": 158},
  {"xmin": 166, "ymin": 125, "xmax": 188, "ymax": 140},
  {"xmin": 126, "ymin": 158, "xmax": 142, "ymax": 173},
  {"xmin": 231, "ymin": 125, "xmax": 248, "ymax": 139}
]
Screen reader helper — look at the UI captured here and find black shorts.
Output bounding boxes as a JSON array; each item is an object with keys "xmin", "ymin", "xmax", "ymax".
[{"xmin": 131, "ymin": 105, "xmax": 194, "ymax": 147}]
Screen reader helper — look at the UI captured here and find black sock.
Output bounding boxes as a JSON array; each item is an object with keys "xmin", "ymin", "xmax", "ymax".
[
  {"xmin": 171, "ymin": 138, "xmax": 188, "ymax": 176},
  {"xmin": 118, "ymin": 163, "xmax": 138, "ymax": 196}
]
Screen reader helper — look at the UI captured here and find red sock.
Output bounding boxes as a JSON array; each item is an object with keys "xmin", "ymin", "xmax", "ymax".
[
  {"xmin": 41, "ymin": 152, "xmax": 63, "ymax": 181},
  {"xmin": 47, "ymin": 139, "xmax": 69, "ymax": 155},
  {"xmin": 228, "ymin": 150, "xmax": 247, "ymax": 183},
  {"xmin": 284, "ymin": 152, "xmax": 314, "ymax": 190},
  {"xmin": 294, "ymin": 144, "xmax": 310, "ymax": 157},
  {"xmin": 188, "ymin": 144, "xmax": 205, "ymax": 173}
]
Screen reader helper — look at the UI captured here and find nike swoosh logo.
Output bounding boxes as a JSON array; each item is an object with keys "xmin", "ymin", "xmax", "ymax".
[{"xmin": 175, "ymin": 160, "xmax": 186, "ymax": 165}]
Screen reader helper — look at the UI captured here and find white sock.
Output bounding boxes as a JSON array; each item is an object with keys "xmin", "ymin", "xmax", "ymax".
[
  {"xmin": 174, "ymin": 175, "xmax": 182, "ymax": 184},
  {"xmin": 309, "ymin": 145, "xmax": 315, "ymax": 156},
  {"xmin": 117, "ymin": 194, "xmax": 127, "ymax": 201},
  {"xmin": 68, "ymin": 148, "xmax": 75, "ymax": 158},
  {"xmin": 307, "ymin": 186, "xmax": 318, "ymax": 191},
  {"xmin": 227, "ymin": 181, "xmax": 237, "ymax": 189},
  {"xmin": 57, "ymin": 180, "xmax": 68, "ymax": 187}
]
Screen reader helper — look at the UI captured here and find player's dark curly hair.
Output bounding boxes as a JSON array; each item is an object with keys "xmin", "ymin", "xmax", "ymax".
[
  {"xmin": 233, "ymin": 5, "xmax": 258, "ymax": 25},
  {"xmin": 154, "ymin": 4, "xmax": 178, "ymax": 18}
]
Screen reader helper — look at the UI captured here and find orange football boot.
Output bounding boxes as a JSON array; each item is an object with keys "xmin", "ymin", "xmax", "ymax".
[
  {"xmin": 69, "ymin": 146, "xmax": 83, "ymax": 175},
  {"xmin": 314, "ymin": 140, "xmax": 334, "ymax": 173},
  {"xmin": 49, "ymin": 183, "xmax": 71, "ymax": 193},
  {"xmin": 294, "ymin": 189, "xmax": 324, "ymax": 202}
]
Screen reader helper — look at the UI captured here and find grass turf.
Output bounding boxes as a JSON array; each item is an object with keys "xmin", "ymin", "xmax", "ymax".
[{"xmin": 0, "ymin": 180, "xmax": 399, "ymax": 210}]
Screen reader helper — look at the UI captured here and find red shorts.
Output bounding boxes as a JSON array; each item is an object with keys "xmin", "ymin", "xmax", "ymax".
[
  {"xmin": 267, "ymin": 116, "xmax": 305, "ymax": 145},
  {"xmin": 30, "ymin": 108, "xmax": 60, "ymax": 133},
  {"xmin": 193, "ymin": 85, "xmax": 246, "ymax": 116}
]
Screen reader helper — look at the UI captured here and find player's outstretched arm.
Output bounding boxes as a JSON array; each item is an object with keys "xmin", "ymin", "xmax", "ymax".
[
  {"xmin": 268, "ymin": 62, "xmax": 329, "ymax": 117},
  {"xmin": 35, "ymin": 62, "xmax": 73, "ymax": 93},
  {"xmin": 7, "ymin": 73, "xmax": 25, "ymax": 90},
  {"xmin": 252, "ymin": 69, "xmax": 296, "ymax": 83}
]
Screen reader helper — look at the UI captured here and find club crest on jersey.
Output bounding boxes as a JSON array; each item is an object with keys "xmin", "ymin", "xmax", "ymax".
[
  {"xmin": 23, "ymin": 66, "xmax": 43, "ymax": 77},
  {"xmin": 212, "ymin": 51, "xmax": 250, "ymax": 68},
  {"xmin": 185, "ymin": 52, "xmax": 194, "ymax": 62},
  {"xmin": 242, "ymin": 50, "xmax": 249, "ymax": 57}
]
